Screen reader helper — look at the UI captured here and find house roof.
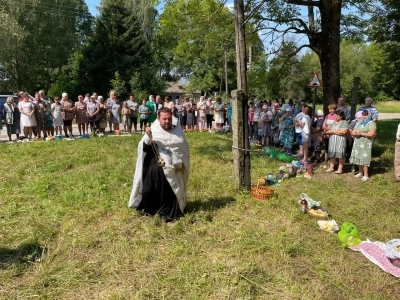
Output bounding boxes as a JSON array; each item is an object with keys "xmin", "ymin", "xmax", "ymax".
[{"xmin": 165, "ymin": 81, "xmax": 201, "ymax": 94}]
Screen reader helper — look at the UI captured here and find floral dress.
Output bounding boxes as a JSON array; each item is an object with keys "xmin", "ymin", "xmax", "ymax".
[
  {"xmin": 270, "ymin": 114, "xmax": 280, "ymax": 144},
  {"xmin": 349, "ymin": 120, "xmax": 376, "ymax": 167},
  {"xmin": 51, "ymin": 103, "xmax": 63, "ymax": 126},
  {"xmin": 258, "ymin": 111, "xmax": 272, "ymax": 137},
  {"xmin": 34, "ymin": 101, "xmax": 46, "ymax": 131},
  {"xmin": 110, "ymin": 101, "xmax": 121, "ymax": 124},
  {"xmin": 75, "ymin": 101, "xmax": 88, "ymax": 124},
  {"xmin": 186, "ymin": 103, "xmax": 196, "ymax": 127},
  {"xmin": 280, "ymin": 114, "xmax": 294, "ymax": 148}
]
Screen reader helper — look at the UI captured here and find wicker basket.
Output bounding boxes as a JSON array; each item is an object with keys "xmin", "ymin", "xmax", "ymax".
[{"xmin": 251, "ymin": 178, "xmax": 274, "ymax": 201}]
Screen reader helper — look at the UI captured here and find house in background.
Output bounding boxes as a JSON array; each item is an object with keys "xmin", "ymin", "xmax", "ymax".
[{"xmin": 165, "ymin": 81, "xmax": 201, "ymax": 100}]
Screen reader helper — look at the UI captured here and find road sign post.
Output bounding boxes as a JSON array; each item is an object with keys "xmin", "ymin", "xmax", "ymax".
[{"xmin": 308, "ymin": 72, "xmax": 322, "ymax": 119}]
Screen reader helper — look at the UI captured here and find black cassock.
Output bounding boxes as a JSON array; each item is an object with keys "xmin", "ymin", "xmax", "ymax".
[{"xmin": 137, "ymin": 143, "xmax": 183, "ymax": 221}]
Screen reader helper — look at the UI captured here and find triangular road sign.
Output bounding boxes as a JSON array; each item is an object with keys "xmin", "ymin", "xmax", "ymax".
[{"xmin": 308, "ymin": 72, "xmax": 322, "ymax": 88}]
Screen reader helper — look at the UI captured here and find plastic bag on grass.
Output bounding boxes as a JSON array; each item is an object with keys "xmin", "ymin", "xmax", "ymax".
[{"xmin": 338, "ymin": 222, "xmax": 362, "ymax": 247}]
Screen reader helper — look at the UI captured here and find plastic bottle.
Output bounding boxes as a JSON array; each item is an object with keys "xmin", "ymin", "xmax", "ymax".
[{"xmin": 300, "ymin": 199, "xmax": 308, "ymax": 214}]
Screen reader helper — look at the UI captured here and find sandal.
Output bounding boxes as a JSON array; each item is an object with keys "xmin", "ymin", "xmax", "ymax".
[
  {"xmin": 361, "ymin": 176, "xmax": 370, "ymax": 182},
  {"xmin": 325, "ymin": 168, "xmax": 335, "ymax": 173},
  {"xmin": 334, "ymin": 171, "xmax": 343, "ymax": 174},
  {"xmin": 354, "ymin": 173, "xmax": 363, "ymax": 178}
]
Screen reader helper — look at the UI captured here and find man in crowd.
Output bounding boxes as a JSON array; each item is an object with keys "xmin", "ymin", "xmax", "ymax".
[
  {"xmin": 337, "ymin": 96, "xmax": 351, "ymax": 121},
  {"xmin": 358, "ymin": 97, "xmax": 378, "ymax": 122},
  {"xmin": 155, "ymin": 95, "xmax": 163, "ymax": 114},
  {"xmin": 129, "ymin": 107, "xmax": 190, "ymax": 222}
]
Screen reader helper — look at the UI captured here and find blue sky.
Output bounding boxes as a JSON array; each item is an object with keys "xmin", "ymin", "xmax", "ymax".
[
  {"xmin": 84, "ymin": 0, "xmax": 99, "ymax": 16},
  {"xmin": 84, "ymin": 0, "xmax": 234, "ymax": 16}
]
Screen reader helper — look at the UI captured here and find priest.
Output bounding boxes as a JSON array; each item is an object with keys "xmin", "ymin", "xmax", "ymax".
[{"xmin": 129, "ymin": 107, "xmax": 190, "ymax": 222}]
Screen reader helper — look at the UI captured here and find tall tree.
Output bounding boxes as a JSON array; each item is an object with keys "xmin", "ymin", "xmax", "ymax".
[
  {"xmin": 0, "ymin": 0, "xmax": 92, "ymax": 92},
  {"xmin": 369, "ymin": 0, "xmax": 400, "ymax": 99},
  {"xmin": 78, "ymin": 0, "xmax": 159, "ymax": 98},
  {"xmin": 250, "ymin": 0, "xmax": 372, "ymax": 109},
  {"xmin": 156, "ymin": 0, "xmax": 265, "ymax": 95}
]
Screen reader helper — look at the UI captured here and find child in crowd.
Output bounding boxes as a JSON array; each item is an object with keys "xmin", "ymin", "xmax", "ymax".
[
  {"xmin": 138, "ymin": 99, "xmax": 149, "ymax": 132},
  {"xmin": 45, "ymin": 101, "xmax": 54, "ymax": 137},
  {"xmin": 51, "ymin": 97, "xmax": 63, "ymax": 136},
  {"xmin": 121, "ymin": 101, "xmax": 131, "ymax": 134}
]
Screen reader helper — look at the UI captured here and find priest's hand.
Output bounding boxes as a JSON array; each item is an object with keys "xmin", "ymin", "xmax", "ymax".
[{"xmin": 145, "ymin": 126, "xmax": 152, "ymax": 138}]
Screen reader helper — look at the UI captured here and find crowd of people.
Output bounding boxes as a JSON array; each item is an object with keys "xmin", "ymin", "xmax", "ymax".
[
  {"xmin": 248, "ymin": 97, "xmax": 380, "ymax": 181},
  {"xmin": 0, "ymin": 91, "xmax": 233, "ymax": 143},
  {"xmin": 2, "ymin": 89, "xmax": 397, "ymax": 183}
]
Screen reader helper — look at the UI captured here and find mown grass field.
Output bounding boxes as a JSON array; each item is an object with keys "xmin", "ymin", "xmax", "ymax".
[
  {"xmin": 0, "ymin": 120, "xmax": 399, "ymax": 299},
  {"xmin": 313, "ymin": 100, "xmax": 400, "ymax": 113}
]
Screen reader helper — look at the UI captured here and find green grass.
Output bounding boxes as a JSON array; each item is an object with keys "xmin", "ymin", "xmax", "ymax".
[
  {"xmin": 0, "ymin": 124, "xmax": 399, "ymax": 299},
  {"xmin": 313, "ymin": 100, "xmax": 400, "ymax": 113},
  {"xmin": 374, "ymin": 101, "xmax": 400, "ymax": 113}
]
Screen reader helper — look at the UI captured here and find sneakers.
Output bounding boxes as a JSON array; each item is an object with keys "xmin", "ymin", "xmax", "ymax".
[
  {"xmin": 361, "ymin": 176, "xmax": 370, "ymax": 182},
  {"xmin": 354, "ymin": 173, "xmax": 363, "ymax": 178},
  {"xmin": 294, "ymin": 153, "xmax": 304, "ymax": 159}
]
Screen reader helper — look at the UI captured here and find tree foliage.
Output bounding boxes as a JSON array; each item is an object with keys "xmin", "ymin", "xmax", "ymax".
[
  {"xmin": 76, "ymin": 0, "xmax": 162, "ymax": 99},
  {"xmin": 0, "ymin": 0, "xmax": 92, "ymax": 92},
  {"xmin": 276, "ymin": 41, "xmax": 389, "ymax": 103},
  {"xmin": 369, "ymin": 0, "xmax": 400, "ymax": 99},
  {"xmin": 247, "ymin": 0, "xmax": 376, "ymax": 107},
  {"xmin": 156, "ymin": 0, "xmax": 266, "ymax": 95}
]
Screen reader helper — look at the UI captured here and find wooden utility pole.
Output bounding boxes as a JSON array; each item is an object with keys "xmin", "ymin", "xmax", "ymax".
[
  {"xmin": 232, "ymin": 0, "xmax": 251, "ymax": 190},
  {"xmin": 224, "ymin": 50, "xmax": 228, "ymax": 97},
  {"xmin": 351, "ymin": 77, "xmax": 360, "ymax": 119}
]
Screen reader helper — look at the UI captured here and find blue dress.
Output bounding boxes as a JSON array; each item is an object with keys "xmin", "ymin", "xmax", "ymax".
[{"xmin": 280, "ymin": 115, "xmax": 294, "ymax": 148}]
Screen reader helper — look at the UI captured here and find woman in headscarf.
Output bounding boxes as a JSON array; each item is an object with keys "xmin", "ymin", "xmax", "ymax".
[
  {"xmin": 349, "ymin": 110, "xmax": 377, "ymax": 181},
  {"xmin": 205, "ymin": 97, "xmax": 214, "ymax": 131},
  {"xmin": 185, "ymin": 98, "xmax": 196, "ymax": 131},
  {"xmin": 146, "ymin": 95, "xmax": 156, "ymax": 124},
  {"xmin": 279, "ymin": 106, "xmax": 295, "ymax": 155},
  {"xmin": 3, "ymin": 97, "xmax": 20, "ymax": 143},
  {"xmin": 196, "ymin": 96, "xmax": 207, "ymax": 131}
]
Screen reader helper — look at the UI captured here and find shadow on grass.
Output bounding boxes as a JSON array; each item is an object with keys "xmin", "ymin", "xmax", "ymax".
[
  {"xmin": 0, "ymin": 242, "xmax": 45, "ymax": 268},
  {"xmin": 186, "ymin": 196, "xmax": 236, "ymax": 213}
]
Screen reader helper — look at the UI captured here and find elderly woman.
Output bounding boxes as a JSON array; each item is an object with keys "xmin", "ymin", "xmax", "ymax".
[
  {"xmin": 3, "ymin": 97, "xmax": 21, "ymax": 143},
  {"xmin": 214, "ymin": 97, "xmax": 225, "ymax": 131},
  {"xmin": 350, "ymin": 110, "xmax": 377, "ymax": 181},
  {"xmin": 324, "ymin": 110, "xmax": 349, "ymax": 174},
  {"xmin": 196, "ymin": 96, "xmax": 207, "ymax": 131},
  {"xmin": 322, "ymin": 103, "xmax": 338, "ymax": 163},
  {"xmin": 75, "ymin": 95, "xmax": 88, "ymax": 136},
  {"xmin": 185, "ymin": 98, "xmax": 196, "ymax": 131},
  {"xmin": 279, "ymin": 107, "xmax": 295, "ymax": 155},
  {"xmin": 96, "ymin": 96, "xmax": 107, "ymax": 136},
  {"xmin": 33, "ymin": 92, "xmax": 47, "ymax": 138},
  {"xmin": 258, "ymin": 105, "xmax": 272, "ymax": 147}
]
